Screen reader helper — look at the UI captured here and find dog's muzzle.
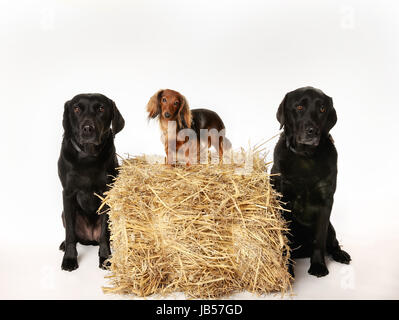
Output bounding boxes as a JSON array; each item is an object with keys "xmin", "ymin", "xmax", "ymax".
[
  {"xmin": 297, "ymin": 125, "xmax": 321, "ymax": 146},
  {"xmin": 80, "ymin": 121, "xmax": 100, "ymax": 144}
]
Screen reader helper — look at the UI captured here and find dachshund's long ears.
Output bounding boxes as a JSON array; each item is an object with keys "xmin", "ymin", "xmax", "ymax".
[
  {"xmin": 177, "ymin": 93, "xmax": 192, "ymax": 128},
  {"xmin": 277, "ymin": 94, "xmax": 287, "ymax": 130},
  {"xmin": 146, "ymin": 90, "xmax": 163, "ymax": 119},
  {"xmin": 109, "ymin": 98, "xmax": 125, "ymax": 135}
]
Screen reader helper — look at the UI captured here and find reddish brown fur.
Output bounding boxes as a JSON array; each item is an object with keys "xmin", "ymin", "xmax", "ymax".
[{"xmin": 146, "ymin": 89, "xmax": 230, "ymax": 165}]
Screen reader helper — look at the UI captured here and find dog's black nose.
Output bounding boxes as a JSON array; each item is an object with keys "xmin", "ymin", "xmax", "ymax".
[
  {"xmin": 306, "ymin": 126, "xmax": 318, "ymax": 137},
  {"xmin": 164, "ymin": 112, "xmax": 171, "ymax": 118},
  {"xmin": 83, "ymin": 125, "xmax": 95, "ymax": 134}
]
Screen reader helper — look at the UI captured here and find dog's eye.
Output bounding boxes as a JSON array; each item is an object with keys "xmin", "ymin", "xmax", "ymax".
[
  {"xmin": 296, "ymin": 105, "xmax": 303, "ymax": 111},
  {"xmin": 162, "ymin": 98, "xmax": 167, "ymax": 103},
  {"xmin": 98, "ymin": 106, "xmax": 105, "ymax": 113},
  {"xmin": 320, "ymin": 106, "xmax": 326, "ymax": 113},
  {"xmin": 74, "ymin": 106, "xmax": 81, "ymax": 113},
  {"xmin": 174, "ymin": 101, "xmax": 179, "ymax": 106}
]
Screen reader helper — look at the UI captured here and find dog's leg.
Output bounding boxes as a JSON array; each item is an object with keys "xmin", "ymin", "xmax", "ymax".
[
  {"xmin": 185, "ymin": 147, "xmax": 191, "ymax": 166},
  {"xmin": 308, "ymin": 201, "xmax": 332, "ymax": 277},
  {"xmin": 284, "ymin": 220, "xmax": 296, "ymax": 279},
  {"xmin": 59, "ymin": 212, "xmax": 66, "ymax": 251},
  {"xmin": 271, "ymin": 174, "xmax": 296, "ymax": 278},
  {"xmin": 165, "ymin": 144, "xmax": 168, "ymax": 164},
  {"xmin": 98, "ymin": 212, "xmax": 111, "ymax": 269},
  {"xmin": 165, "ymin": 142, "xmax": 176, "ymax": 166},
  {"xmin": 196, "ymin": 140, "xmax": 201, "ymax": 164},
  {"xmin": 290, "ymin": 221, "xmax": 313, "ymax": 260},
  {"xmin": 218, "ymin": 137, "xmax": 224, "ymax": 163},
  {"xmin": 61, "ymin": 192, "xmax": 79, "ymax": 271},
  {"xmin": 165, "ymin": 144, "xmax": 171, "ymax": 165},
  {"xmin": 327, "ymin": 222, "xmax": 351, "ymax": 264}
]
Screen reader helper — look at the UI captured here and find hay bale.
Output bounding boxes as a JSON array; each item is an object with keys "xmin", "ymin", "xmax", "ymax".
[{"xmin": 100, "ymin": 149, "xmax": 292, "ymax": 299}]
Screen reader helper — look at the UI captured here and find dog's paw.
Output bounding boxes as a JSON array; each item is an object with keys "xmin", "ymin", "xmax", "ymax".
[
  {"xmin": 99, "ymin": 257, "xmax": 111, "ymax": 270},
  {"xmin": 308, "ymin": 262, "xmax": 329, "ymax": 277},
  {"xmin": 61, "ymin": 257, "xmax": 79, "ymax": 271},
  {"xmin": 288, "ymin": 263, "xmax": 295, "ymax": 279},
  {"xmin": 331, "ymin": 249, "xmax": 351, "ymax": 264}
]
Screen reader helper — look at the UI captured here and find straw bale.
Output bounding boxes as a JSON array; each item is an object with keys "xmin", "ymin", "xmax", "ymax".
[{"xmin": 100, "ymin": 149, "xmax": 292, "ymax": 299}]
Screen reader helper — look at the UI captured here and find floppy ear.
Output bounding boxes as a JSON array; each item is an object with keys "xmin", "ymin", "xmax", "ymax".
[
  {"xmin": 276, "ymin": 94, "xmax": 287, "ymax": 130},
  {"xmin": 325, "ymin": 96, "xmax": 337, "ymax": 133},
  {"xmin": 177, "ymin": 94, "xmax": 191, "ymax": 128},
  {"xmin": 62, "ymin": 100, "xmax": 72, "ymax": 137},
  {"xmin": 110, "ymin": 99, "xmax": 125, "ymax": 135},
  {"xmin": 146, "ymin": 90, "xmax": 163, "ymax": 119}
]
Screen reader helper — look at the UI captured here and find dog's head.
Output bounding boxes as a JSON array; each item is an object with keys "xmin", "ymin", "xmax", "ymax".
[
  {"xmin": 146, "ymin": 89, "xmax": 191, "ymax": 129},
  {"xmin": 277, "ymin": 86, "xmax": 337, "ymax": 147},
  {"xmin": 63, "ymin": 93, "xmax": 125, "ymax": 146}
]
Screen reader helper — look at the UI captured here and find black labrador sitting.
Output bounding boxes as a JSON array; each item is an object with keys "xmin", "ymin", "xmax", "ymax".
[
  {"xmin": 58, "ymin": 93, "xmax": 125, "ymax": 271},
  {"xmin": 271, "ymin": 86, "xmax": 351, "ymax": 277}
]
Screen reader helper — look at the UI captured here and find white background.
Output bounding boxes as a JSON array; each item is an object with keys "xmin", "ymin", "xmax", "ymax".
[{"xmin": 0, "ymin": 0, "xmax": 398, "ymax": 299}]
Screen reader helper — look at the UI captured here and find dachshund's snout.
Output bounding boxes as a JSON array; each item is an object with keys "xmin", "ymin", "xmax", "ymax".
[{"xmin": 164, "ymin": 112, "xmax": 171, "ymax": 119}]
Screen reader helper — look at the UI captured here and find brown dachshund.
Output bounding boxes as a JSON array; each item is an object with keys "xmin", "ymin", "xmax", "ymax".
[{"xmin": 146, "ymin": 89, "xmax": 231, "ymax": 164}]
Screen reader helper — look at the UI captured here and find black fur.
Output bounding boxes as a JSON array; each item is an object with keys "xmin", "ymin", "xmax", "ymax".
[
  {"xmin": 271, "ymin": 87, "xmax": 351, "ymax": 278},
  {"xmin": 58, "ymin": 93, "xmax": 124, "ymax": 271}
]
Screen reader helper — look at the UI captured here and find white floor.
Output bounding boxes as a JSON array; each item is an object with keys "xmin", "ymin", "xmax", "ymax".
[{"xmin": 1, "ymin": 227, "xmax": 397, "ymax": 300}]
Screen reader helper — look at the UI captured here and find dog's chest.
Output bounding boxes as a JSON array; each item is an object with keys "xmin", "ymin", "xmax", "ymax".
[
  {"xmin": 280, "ymin": 156, "xmax": 335, "ymax": 226},
  {"xmin": 291, "ymin": 191, "xmax": 319, "ymax": 226},
  {"xmin": 68, "ymin": 166, "xmax": 108, "ymax": 188},
  {"xmin": 281, "ymin": 157, "xmax": 324, "ymax": 184},
  {"xmin": 67, "ymin": 167, "xmax": 108, "ymax": 212}
]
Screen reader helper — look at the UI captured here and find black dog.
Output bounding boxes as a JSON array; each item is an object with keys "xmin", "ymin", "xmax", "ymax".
[
  {"xmin": 271, "ymin": 86, "xmax": 351, "ymax": 277},
  {"xmin": 58, "ymin": 93, "xmax": 125, "ymax": 271}
]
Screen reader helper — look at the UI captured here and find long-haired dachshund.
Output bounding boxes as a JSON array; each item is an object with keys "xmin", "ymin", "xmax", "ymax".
[{"xmin": 146, "ymin": 89, "xmax": 231, "ymax": 164}]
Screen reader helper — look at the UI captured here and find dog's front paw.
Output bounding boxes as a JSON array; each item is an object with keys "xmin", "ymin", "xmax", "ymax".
[
  {"xmin": 99, "ymin": 256, "xmax": 111, "ymax": 270},
  {"xmin": 331, "ymin": 249, "xmax": 351, "ymax": 264},
  {"xmin": 62, "ymin": 256, "xmax": 78, "ymax": 271},
  {"xmin": 288, "ymin": 263, "xmax": 295, "ymax": 279},
  {"xmin": 308, "ymin": 262, "xmax": 329, "ymax": 277}
]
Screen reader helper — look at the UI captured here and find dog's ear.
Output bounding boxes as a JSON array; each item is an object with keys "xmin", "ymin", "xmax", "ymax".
[
  {"xmin": 146, "ymin": 90, "xmax": 163, "ymax": 119},
  {"xmin": 177, "ymin": 93, "xmax": 191, "ymax": 128},
  {"xmin": 62, "ymin": 100, "xmax": 72, "ymax": 136},
  {"xmin": 325, "ymin": 95, "xmax": 337, "ymax": 133},
  {"xmin": 277, "ymin": 94, "xmax": 287, "ymax": 130},
  {"xmin": 109, "ymin": 99, "xmax": 125, "ymax": 135}
]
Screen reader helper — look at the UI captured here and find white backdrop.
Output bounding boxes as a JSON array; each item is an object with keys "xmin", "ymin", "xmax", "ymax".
[{"xmin": 0, "ymin": 0, "xmax": 398, "ymax": 299}]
